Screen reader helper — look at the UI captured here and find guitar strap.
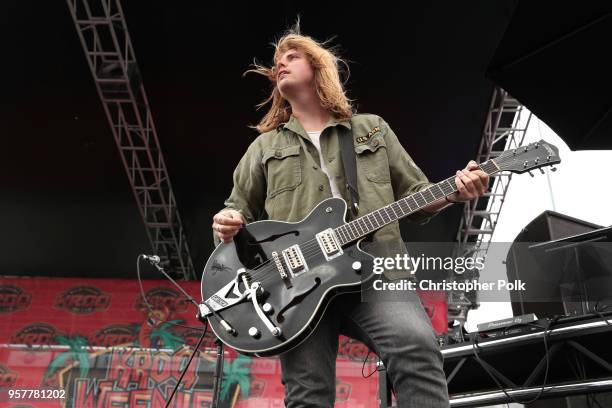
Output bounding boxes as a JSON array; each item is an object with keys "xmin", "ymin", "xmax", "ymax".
[{"xmin": 338, "ymin": 125, "xmax": 360, "ymax": 217}]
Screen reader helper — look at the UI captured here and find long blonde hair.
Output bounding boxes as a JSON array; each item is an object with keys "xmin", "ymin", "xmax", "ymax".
[{"xmin": 245, "ymin": 26, "xmax": 354, "ymax": 133}]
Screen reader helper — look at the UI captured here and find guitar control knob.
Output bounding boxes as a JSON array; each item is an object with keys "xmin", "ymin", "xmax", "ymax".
[
  {"xmin": 352, "ymin": 261, "xmax": 362, "ymax": 271},
  {"xmin": 248, "ymin": 327, "xmax": 260, "ymax": 338},
  {"xmin": 262, "ymin": 303, "xmax": 273, "ymax": 314}
]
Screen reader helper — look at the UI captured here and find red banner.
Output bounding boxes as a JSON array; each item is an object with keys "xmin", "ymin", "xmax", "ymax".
[{"xmin": 0, "ymin": 277, "xmax": 382, "ymax": 407}]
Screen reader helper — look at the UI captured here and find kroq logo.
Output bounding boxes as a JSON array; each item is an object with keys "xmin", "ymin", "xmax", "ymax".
[
  {"xmin": 90, "ymin": 325, "xmax": 137, "ymax": 347},
  {"xmin": 54, "ymin": 285, "xmax": 111, "ymax": 314},
  {"xmin": 11, "ymin": 323, "xmax": 57, "ymax": 346},
  {"xmin": 0, "ymin": 364, "xmax": 18, "ymax": 388},
  {"xmin": 135, "ymin": 287, "xmax": 189, "ymax": 313},
  {"xmin": 0, "ymin": 285, "xmax": 31, "ymax": 313}
]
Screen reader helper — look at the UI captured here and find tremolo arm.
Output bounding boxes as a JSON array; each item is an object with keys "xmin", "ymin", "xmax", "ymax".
[{"xmin": 200, "ymin": 267, "xmax": 282, "ymax": 338}]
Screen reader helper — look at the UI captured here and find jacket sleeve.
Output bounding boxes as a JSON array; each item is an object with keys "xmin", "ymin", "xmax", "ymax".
[
  {"xmin": 212, "ymin": 138, "xmax": 267, "ymax": 246},
  {"xmin": 380, "ymin": 117, "xmax": 439, "ymax": 225}
]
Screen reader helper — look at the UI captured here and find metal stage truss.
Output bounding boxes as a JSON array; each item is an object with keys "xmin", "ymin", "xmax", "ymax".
[
  {"xmin": 456, "ymin": 87, "xmax": 532, "ymax": 257},
  {"xmin": 66, "ymin": 0, "xmax": 195, "ymax": 279},
  {"xmin": 447, "ymin": 88, "xmax": 533, "ymax": 324}
]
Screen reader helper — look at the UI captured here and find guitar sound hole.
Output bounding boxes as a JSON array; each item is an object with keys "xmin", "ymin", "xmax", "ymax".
[{"xmin": 276, "ymin": 277, "xmax": 321, "ymax": 324}]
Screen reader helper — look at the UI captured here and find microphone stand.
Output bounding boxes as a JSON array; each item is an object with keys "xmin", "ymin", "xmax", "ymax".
[
  {"xmin": 139, "ymin": 255, "xmax": 226, "ymax": 408},
  {"xmin": 211, "ymin": 338, "xmax": 225, "ymax": 408}
]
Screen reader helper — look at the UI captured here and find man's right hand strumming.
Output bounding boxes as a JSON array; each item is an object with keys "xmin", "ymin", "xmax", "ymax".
[{"xmin": 212, "ymin": 209, "xmax": 244, "ymax": 243}]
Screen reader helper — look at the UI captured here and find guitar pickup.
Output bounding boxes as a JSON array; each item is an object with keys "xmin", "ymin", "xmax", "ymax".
[
  {"xmin": 272, "ymin": 251, "xmax": 292, "ymax": 288},
  {"xmin": 315, "ymin": 228, "xmax": 343, "ymax": 261},
  {"xmin": 282, "ymin": 244, "xmax": 308, "ymax": 277}
]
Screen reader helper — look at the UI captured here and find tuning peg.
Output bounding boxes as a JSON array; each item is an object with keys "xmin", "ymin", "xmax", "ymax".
[
  {"xmin": 550, "ymin": 166, "xmax": 557, "ymax": 172},
  {"xmin": 539, "ymin": 168, "xmax": 545, "ymax": 174},
  {"xmin": 528, "ymin": 171, "xmax": 534, "ymax": 177}
]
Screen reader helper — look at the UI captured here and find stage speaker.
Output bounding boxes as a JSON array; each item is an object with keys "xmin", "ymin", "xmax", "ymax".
[{"xmin": 505, "ymin": 210, "xmax": 602, "ymax": 318}]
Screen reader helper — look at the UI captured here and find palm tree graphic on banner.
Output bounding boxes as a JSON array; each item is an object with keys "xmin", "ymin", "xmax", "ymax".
[
  {"xmin": 220, "ymin": 354, "xmax": 252, "ymax": 405},
  {"xmin": 44, "ymin": 335, "xmax": 90, "ymax": 383}
]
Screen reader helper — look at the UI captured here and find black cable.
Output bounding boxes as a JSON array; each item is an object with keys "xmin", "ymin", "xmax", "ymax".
[
  {"xmin": 164, "ymin": 322, "xmax": 208, "ymax": 408},
  {"xmin": 165, "ymin": 322, "xmax": 208, "ymax": 331},
  {"xmin": 134, "ymin": 255, "xmax": 216, "ymax": 406},
  {"xmin": 470, "ymin": 316, "xmax": 557, "ymax": 405},
  {"xmin": 361, "ymin": 350, "xmax": 377, "ymax": 378},
  {"xmin": 136, "ymin": 255, "xmax": 207, "ymax": 332},
  {"xmin": 138, "ymin": 254, "xmax": 199, "ymax": 308},
  {"xmin": 138, "ymin": 255, "xmax": 235, "ymax": 335}
]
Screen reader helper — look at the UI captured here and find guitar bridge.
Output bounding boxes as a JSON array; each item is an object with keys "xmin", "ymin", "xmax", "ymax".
[
  {"xmin": 282, "ymin": 244, "xmax": 308, "ymax": 277},
  {"xmin": 315, "ymin": 228, "xmax": 343, "ymax": 261}
]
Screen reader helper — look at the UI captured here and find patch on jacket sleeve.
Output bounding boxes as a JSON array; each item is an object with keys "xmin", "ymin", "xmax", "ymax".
[{"xmin": 355, "ymin": 126, "xmax": 381, "ymax": 144}]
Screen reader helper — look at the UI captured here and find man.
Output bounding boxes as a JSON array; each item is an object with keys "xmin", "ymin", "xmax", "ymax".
[{"xmin": 212, "ymin": 29, "xmax": 488, "ymax": 407}]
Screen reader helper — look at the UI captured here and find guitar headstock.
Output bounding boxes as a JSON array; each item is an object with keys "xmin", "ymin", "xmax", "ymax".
[{"xmin": 494, "ymin": 140, "xmax": 561, "ymax": 174}]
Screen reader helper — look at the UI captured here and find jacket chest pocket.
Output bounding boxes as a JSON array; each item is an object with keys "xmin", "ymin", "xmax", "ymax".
[
  {"xmin": 262, "ymin": 145, "xmax": 302, "ymax": 197},
  {"xmin": 355, "ymin": 135, "xmax": 391, "ymax": 183}
]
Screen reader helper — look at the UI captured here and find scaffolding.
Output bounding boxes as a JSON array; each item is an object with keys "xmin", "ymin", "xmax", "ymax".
[
  {"xmin": 447, "ymin": 87, "xmax": 532, "ymax": 325},
  {"xmin": 456, "ymin": 87, "xmax": 532, "ymax": 258},
  {"xmin": 66, "ymin": 0, "xmax": 195, "ymax": 279}
]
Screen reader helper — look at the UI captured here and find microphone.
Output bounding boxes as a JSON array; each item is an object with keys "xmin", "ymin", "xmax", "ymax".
[{"xmin": 142, "ymin": 254, "xmax": 161, "ymax": 264}]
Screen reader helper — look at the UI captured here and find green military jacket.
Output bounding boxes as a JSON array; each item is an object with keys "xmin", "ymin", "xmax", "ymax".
[{"xmin": 213, "ymin": 113, "xmax": 439, "ymax": 280}]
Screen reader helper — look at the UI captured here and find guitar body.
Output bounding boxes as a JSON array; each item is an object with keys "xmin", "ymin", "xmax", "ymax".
[{"xmin": 201, "ymin": 198, "xmax": 374, "ymax": 356}]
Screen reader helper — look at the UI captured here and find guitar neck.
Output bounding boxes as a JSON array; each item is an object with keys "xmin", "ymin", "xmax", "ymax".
[{"xmin": 333, "ymin": 159, "xmax": 501, "ymax": 245}]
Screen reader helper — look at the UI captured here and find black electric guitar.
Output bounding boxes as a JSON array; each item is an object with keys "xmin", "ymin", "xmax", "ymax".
[{"xmin": 199, "ymin": 140, "xmax": 561, "ymax": 356}]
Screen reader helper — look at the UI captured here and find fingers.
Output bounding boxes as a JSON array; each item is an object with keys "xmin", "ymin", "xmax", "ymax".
[
  {"xmin": 213, "ymin": 211, "xmax": 243, "ymax": 226},
  {"xmin": 454, "ymin": 160, "xmax": 490, "ymax": 200},
  {"xmin": 464, "ymin": 161, "xmax": 489, "ymax": 194},
  {"xmin": 218, "ymin": 232, "xmax": 237, "ymax": 243},
  {"xmin": 454, "ymin": 172, "xmax": 468, "ymax": 197},
  {"xmin": 212, "ymin": 210, "xmax": 244, "ymax": 243},
  {"xmin": 465, "ymin": 160, "xmax": 479, "ymax": 171},
  {"xmin": 465, "ymin": 170, "xmax": 485, "ymax": 195},
  {"xmin": 456, "ymin": 170, "xmax": 478, "ymax": 197},
  {"xmin": 213, "ymin": 222, "xmax": 241, "ymax": 243},
  {"xmin": 455, "ymin": 170, "xmax": 488, "ymax": 200},
  {"xmin": 475, "ymin": 170, "xmax": 489, "ymax": 195},
  {"xmin": 214, "ymin": 223, "xmax": 241, "ymax": 234}
]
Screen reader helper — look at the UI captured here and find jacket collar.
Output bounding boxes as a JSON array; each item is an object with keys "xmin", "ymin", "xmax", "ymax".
[{"xmin": 277, "ymin": 114, "xmax": 351, "ymax": 137}]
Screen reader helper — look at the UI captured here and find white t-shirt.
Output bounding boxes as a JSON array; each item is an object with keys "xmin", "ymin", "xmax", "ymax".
[{"xmin": 307, "ymin": 131, "xmax": 343, "ymax": 199}]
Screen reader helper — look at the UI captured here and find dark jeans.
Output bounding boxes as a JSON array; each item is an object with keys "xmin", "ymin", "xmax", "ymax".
[{"xmin": 279, "ymin": 286, "xmax": 450, "ymax": 407}]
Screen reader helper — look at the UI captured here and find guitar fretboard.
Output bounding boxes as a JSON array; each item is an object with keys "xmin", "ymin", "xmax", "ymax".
[{"xmin": 333, "ymin": 159, "xmax": 500, "ymax": 245}]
